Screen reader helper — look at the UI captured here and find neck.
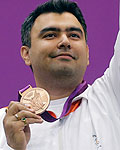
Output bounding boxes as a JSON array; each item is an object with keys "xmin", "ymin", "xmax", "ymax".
[
  {"xmin": 35, "ymin": 77, "xmax": 82, "ymax": 100},
  {"xmin": 47, "ymin": 86, "xmax": 75, "ymax": 100}
]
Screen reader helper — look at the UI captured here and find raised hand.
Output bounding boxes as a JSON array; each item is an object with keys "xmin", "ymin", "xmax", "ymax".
[{"xmin": 3, "ymin": 101, "xmax": 43, "ymax": 150}]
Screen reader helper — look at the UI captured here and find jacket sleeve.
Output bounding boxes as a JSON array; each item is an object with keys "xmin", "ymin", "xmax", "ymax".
[
  {"xmin": 108, "ymin": 31, "xmax": 120, "ymax": 106},
  {"xmin": 90, "ymin": 30, "xmax": 120, "ymax": 113},
  {"xmin": 0, "ymin": 108, "xmax": 11, "ymax": 150}
]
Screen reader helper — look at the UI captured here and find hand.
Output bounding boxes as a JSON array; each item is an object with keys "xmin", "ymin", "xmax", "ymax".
[{"xmin": 3, "ymin": 101, "xmax": 43, "ymax": 150}]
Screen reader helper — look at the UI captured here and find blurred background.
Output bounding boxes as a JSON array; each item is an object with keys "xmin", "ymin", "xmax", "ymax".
[{"xmin": 0, "ymin": 0, "xmax": 119, "ymax": 107}]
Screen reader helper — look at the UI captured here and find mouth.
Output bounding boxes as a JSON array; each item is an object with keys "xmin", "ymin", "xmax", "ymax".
[{"xmin": 50, "ymin": 53, "xmax": 76, "ymax": 60}]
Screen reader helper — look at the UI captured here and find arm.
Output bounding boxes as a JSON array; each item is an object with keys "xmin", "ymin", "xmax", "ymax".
[
  {"xmin": 107, "ymin": 31, "xmax": 120, "ymax": 106},
  {"xmin": 89, "ymin": 30, "xmax": 120, "ymax": 114}
]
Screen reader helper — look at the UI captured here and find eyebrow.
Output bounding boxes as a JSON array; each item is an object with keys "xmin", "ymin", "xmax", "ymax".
[
  {"xmin": 39, "ymin": 27, "xmax": 83, "ymax": 36},
  {"xmin": 39, "ymin": 27, "xmax": 60, "ymax": 36},
  {"xmin": 66, "ymin": 27, "xmax": 83, "ymax": 35}
]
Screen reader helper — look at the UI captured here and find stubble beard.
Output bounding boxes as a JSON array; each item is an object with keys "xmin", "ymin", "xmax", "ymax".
[
  {"xmin": 47, "ymin": 62, "xmax": 83, "ymax": 88},
  {"xmin": 34, "ymin": 58, "xmax": 85, "ymax": 90},
  {"xmin": 49, "ymin": 62, "xmax": 75, "ymax": 78}
]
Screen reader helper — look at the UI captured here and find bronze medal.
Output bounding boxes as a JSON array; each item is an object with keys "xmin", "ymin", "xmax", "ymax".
[{"xmin": 20, "ymin": 87, "xmax": 50, "ymax": 114}]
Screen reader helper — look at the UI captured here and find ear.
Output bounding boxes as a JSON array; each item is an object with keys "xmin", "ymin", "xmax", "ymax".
[
  {"xmin": 20, "ymin": 46, "xmax": 31, "ymax": 66},
  {"xmin": 86, "ymin": 44, "xmax": 89, "ymax": 66}
]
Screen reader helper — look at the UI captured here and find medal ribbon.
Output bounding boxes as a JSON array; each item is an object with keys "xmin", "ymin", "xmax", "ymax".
[{"xmin": 18, "ymin": 81, "xmax": 88, "ymax": 122}]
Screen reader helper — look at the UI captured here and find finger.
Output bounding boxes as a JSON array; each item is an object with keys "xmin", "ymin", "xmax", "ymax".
[
  {"xmin": 8, "ymin": 101, "xmax": 35, "ymax": 112},
  {"xmin": 13, "ymin": 117, "xmax": 43, "ymax": 129},
  {"xmin": 8, "ymin": 101, "xmax": 21, "ymax": 109},
  {"xmin": 21, "ymin": 118, "xmax": 43, "ymax": 126},
  {"xmin": 13, "ymin": 110, "xmax": 42, "ymax": 121},
  {"xmin": 24, "ymin": 118, "xmax": 43, "ymax": 124},
  {"xmin": 4, "ymin": 114, "xmax": 43, "ymax": 133},
  {"xmin": 7, "ymin": 101, "xmax": 35, "ymax": 116}
]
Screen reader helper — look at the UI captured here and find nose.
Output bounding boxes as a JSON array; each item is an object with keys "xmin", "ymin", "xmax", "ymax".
[{"xmin": 57, "ymin": 34, "xmax": 71, "ymax": 50}]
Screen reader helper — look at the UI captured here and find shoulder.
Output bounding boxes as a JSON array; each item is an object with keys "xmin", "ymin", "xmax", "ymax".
[
  {"xmin": 0, "ymin": 108, "xmax": 7, "ymax": 148},
  {"xmin": 0, "ymin": 107, "xmax": 6, "ymax": 129},
  {"xmin": 114, "ymin": 30, "xmax": 120, "ymax": 51},
  {"xmin": 0, "ymin": 107, "xmax": 6, "ymax": 123},
  {"xmin": 0, "ymin": 107, "xmax": 6, "ymax": 130},
  {"xmin": 0, "ymin": 107, "xmax": 6, "ymax": 116}
]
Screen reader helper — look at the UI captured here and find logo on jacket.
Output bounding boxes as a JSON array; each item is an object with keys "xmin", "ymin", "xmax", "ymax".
[{"xmin": 92, "ymin": 135, "xmax": 102, "ymax": 149}]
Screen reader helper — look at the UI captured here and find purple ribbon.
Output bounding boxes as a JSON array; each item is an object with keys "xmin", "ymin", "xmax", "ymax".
[
  {"xmin": 18, "ymin": 81, "xmax": 88, "ymax": 122},
  {"xmin": 40, "ymin": 81, "xmax": 88, "ymax": 122}
]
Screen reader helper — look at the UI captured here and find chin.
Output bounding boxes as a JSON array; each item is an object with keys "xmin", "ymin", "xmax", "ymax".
[{"xmin": 51, "ymin": 66, "xmax": 75, "ymax": 77}]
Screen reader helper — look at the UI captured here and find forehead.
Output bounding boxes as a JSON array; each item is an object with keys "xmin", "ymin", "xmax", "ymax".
[{"xmin": 31, "ymin": 12, "xmax": 84, "ymax": 34}]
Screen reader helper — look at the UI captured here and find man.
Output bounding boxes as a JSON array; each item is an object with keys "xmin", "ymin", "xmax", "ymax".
[{"xmin": 0, "ymin": 0, "xmax": 120, "ymax": 149}]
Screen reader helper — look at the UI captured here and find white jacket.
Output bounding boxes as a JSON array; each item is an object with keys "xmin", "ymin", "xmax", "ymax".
[{"xmin": 0, "ymin": 31, "xmax": 120, "ymax": 150}]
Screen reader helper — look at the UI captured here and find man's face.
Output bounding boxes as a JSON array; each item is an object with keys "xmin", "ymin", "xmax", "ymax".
[{"xmin": 22, "ymin": 12, "xmax": 89, "ymax": 83}]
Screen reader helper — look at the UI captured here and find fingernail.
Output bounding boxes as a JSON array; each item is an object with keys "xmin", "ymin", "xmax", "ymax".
[
  {"xmin": 39, "ymin": 119, "xmax": 43, "ymax": 123},
  {"xmin": 27, "ymin": 108, "xmax": 35, "ymax": 112},
  {"xmin": 24, "ymin": 103, "xmax": 32, "ymax": 108},
  {"xmin": 37, "ymin": 115, "xmax": 42, "ymax": 119}
]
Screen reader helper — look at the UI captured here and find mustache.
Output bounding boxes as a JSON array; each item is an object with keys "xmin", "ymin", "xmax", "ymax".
[{"xmin": 49, "ymin": 50, "xmax": 78, "ymax": 60}]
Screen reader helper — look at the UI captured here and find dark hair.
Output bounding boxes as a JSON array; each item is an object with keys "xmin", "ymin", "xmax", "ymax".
[{"xmin": 21, "ymin": 0, "xmax": 87, "ymax": 48}]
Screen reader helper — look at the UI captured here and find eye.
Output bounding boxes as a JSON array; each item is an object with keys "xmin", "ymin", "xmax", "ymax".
[
  {"xmin": 43, "ymin": 33, "xmax": 57, "ymax": 39},
  {"xmin": 69, "ymin": 33, "xmax": 80, "ymax": 39}
]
